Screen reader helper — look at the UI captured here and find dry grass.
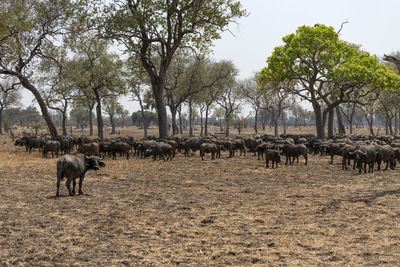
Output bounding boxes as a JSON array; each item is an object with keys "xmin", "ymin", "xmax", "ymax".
[{"xmin": 1, "ymin": 131, "xmax": 400, "ymax": 265}]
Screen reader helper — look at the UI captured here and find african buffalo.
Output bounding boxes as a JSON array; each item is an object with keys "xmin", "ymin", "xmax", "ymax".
[
  {"xmin": 265, "ymin": 149, "xmax": 280, "ymax": 168},
  {"xmin": 281, "ymin": 144, "xmax": 308, "ymax": 165},
  {"xmin": 56, "ymin": 153, "xmax": 105, "ymax": 197},
  {"xmin": 151, "ymin": 142, "xmax": 173, "ymax": 161},
  {"xmin": 80, "ymin": 142, "xmax": 100, "ymax": 156},
  {"xmin": 200, "ymin": 143, "xmax": 220, "ymax": 160},
  {"xmin": 350, "ymin": 145, "xmax": 377, "ymax": 173},
  {"xmin": 375, "ymin": 145, "xmax": 395, "ymax": 171},
  {"xmin": 42, "ymin": 140, "xmax": 61, "ymax": 158}
]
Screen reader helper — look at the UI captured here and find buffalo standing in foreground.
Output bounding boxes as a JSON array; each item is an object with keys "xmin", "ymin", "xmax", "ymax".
[{"xmin": 56, "ymin": 153, "xmax": 105, "ymax": 197}]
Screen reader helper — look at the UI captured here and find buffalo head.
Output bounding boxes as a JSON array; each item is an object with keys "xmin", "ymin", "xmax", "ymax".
[{"xmin": 85, "ymin": 156, "xmax": 105, "ymax": 170}]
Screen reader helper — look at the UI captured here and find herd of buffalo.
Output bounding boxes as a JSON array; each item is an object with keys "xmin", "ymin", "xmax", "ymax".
[{"xmin": 11, "ymin": 132, "xmax": 400, "ymax": 196}]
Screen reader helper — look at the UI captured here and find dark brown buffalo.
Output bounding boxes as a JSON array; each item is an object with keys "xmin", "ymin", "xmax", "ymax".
[
  {"xmin": 42, "ymin": 140, "xmax": 61, "ymax": 158},
  {"xmin": 375, "ymin": 145, "xmax": 395, "ymax": 171},
  {"xmin": 110, "ymin": 141, "xmax": 130, "ymax": 160},
  {"xmin": 281, "ymin": 144, "xmax": 308, "ymax": 165},
  {"xmin": 200, "ymin": 143, "xmax": 220, "ymax": 160},
  {"xmin": 265, "ymin": 149, "xmax": 280, "ymax": 168},
  {"xmin": 341, "ymin": 144, "xmax": 357, "ymax": 170},
  {"xmin": 151, "ymin": 142, "xmax": 173, "ymax": 161},
  {"xmin": 80, "ymin": 142, "xmax": 100, "ymax": 156},
  {"xmin": 350, "ymin": 145, "xmax": 377, "ymax": 174},
  {"xmin": 56, "ymin": 154, "xmax": 105, "ymax": 197}
]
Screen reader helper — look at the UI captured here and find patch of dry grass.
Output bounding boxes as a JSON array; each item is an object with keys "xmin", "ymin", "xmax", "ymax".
[{"xmin": 0, "ymin": 133, "xmax": 400, "ymax": 265}]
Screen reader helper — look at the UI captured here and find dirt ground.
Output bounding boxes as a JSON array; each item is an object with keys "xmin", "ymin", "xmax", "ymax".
[{"xmin": 0, "ymin": 128, "xmax": 399, "ymax": 266}]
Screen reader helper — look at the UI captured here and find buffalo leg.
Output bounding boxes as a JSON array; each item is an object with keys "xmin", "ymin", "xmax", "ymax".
[
  {"xmin": 266, "ymin": 160, "xmax": 269, "ymax": 168},
  {"xmin": 56, "ymin": 174, "xmax": 62, "ymax": 197},
  {"xmin": 72, "ymin": 180, "xmax": 76, "ymax": 195},
  {"xmin": 66, "ymin": 179, "xmax": 74, "ymax": 196},
  {"xmin": 78, "ymin": 176, "xmax": 84, "ymax": 195}
]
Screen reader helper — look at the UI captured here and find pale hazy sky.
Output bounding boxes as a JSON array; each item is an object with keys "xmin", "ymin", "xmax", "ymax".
[
  {"xmin": 21, "ymin": 0, "xmax": 400, "ymax": 113},
  {"xmin": 212, "ymin": 0, "xmax": 400, "ymax": 79}
]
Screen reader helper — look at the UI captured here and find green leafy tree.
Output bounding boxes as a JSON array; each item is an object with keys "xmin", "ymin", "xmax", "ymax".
[
  {"xmin": 260, "ymin": 24, "xmax": 400, "ymax": 138},
  {"xmin": 68, "ymin": 38, "xmax": 126, "ymax": 139},
  {"xmin": 377, "ymin": 91, "xmax": 400, "ymax": 135},
  {"xmin": 165, "ymin": 54, "xmax": 202, "ymax": 135},
  {"xmin": 131, "ymin": 111, "xmax": 157, "ymax": 132},
  {"xmin": 103, "ymin": 97, "xmax": 124, "ymax": 134},
  {"xmin": 70, "ymin": 105, "xmax": 90, "ymax": 132},
  {"xmin": 0, "ymin": 0, "xmax": 84, "ymax": 138},
  {"xmin": 99, "ymin": 0, "xmax": 247, "ymax": 138},
  {"xmin": 126, "ymin": 56, "xmax": 153, "ymax": 137},
  {"xmin": 216, "ymin": 78, "xmax": 241, "ymax": 137}
]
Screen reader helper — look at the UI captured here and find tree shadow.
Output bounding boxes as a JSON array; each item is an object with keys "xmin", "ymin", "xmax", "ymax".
[{"xmin": 348, "ymin": 189, "xmax": 400, "ymax": 204}]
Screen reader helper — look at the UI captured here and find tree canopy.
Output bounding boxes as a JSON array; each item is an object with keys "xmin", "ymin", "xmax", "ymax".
[
  {"xmin": 259, "ymin": 24, "xmax": 400, "ymax": 138},
  {"xmin": 98, "ymin": 0, "xmax": 247, "ymax": 138}
]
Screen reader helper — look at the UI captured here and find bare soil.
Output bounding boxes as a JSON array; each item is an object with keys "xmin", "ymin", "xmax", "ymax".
[{"xmin": 0, "ymin": 130, "xmax": 399, "ymax": 266}]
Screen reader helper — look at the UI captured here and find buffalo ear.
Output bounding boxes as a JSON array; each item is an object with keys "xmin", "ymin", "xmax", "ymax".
[{"xmin": 84, "ymin": 156, "xmax": 91, "ymax": 168}]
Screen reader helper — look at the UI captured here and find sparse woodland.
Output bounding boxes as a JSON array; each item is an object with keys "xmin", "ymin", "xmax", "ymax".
[{"xmin": 1, "ymin": 1, "xmax": 400, "ymax": 266}]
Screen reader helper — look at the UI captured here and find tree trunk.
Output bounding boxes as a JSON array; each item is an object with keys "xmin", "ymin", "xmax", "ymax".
[
  {"xmin": 19, "ymin": 76, "xmax": 58, "ymax": 138},
  {"xmin": 93, "ymin": 90, "xmax": 103, "ymax": 139},
  {"xmin": 254, "ymin": 108, "xmax": 258, "ymax": 134},
  {"xmin": 140, "ymin": 106, "xmax": 147, "ymax": 138},
  {"xmin": 314, "ymin": 103, "xmax": 325, "ymax": 139},
  {"xmin": 189, "ymin": 101, "xmax": 193, "ymax": 136},
  {"xmin": 282, "ymin": 113, "xmax": 287, "ymax": 135},
  {"xmin": 369, "ymin": 119, "xmax": 374, "ymax": 135},
  {"xmin": 62, "ymin": 111, "xmax": 67, "ymax": 136},
  {"xmin": 273, "ymin": 119, "xmax": 278, "ymax": 137},
  {"xmin": 178, "ymin": 106, "xmax": 183, "ymax": 135},
  {"xmin": 327, "ymin": 109, "xmax": 334, "ymax": 138},
  {"xmin": 204, "ymin": 106, "xmax": 210, "ymax": 136},
  {"xmin": 200, "ymin": 111, "xmax": 204, "ymax": 137},
  {"xmin": 110, "ymin": 116, "xmax": 116, "ymax": 134},
  {"xmin": 336, "ymin": 107, "xmax": 346, "ymax": 135},
  {"xmin": 151, "ymin": 77, "xmax": 169, "ymax": 138},
  {"xmin": 89, "ymin": 108, "xmax": 93, "ymax": 136},
  {"xmin": 388, "ymin": 115, "xmax": 393, "ymax": 136},
  {"xmin": 225, "ymin": 117, "xmax": 230, "ymax": 137},
  {"xmin": 0, "ymin": 107, "xmax": 3, "ymax": 135},
  {"xmin": 385, "ymin": 117, "xmax": 389, "ymax": 135},
  {"xmin": 349, "ymin": 120, "xmax": 353, "ymax": 134},
  {"xmin": 169, "ymin": 106, "xmax": 178, "ymax": 135}
]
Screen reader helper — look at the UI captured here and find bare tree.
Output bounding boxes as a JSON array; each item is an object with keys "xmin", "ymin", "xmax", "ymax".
[
  {"xmin": 238, "ymin": 75, "xmax": 264, "ymax": 133},
  {"xmin": 216, "ymin": 84, "xmax": 241, "ymax": 137},
  {"xmin": 260, "ymin": 82, "xmax": 293, "ymax": 137}
]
